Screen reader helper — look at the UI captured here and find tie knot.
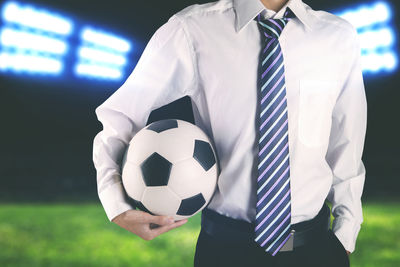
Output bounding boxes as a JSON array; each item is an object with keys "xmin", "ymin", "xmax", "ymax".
[{"xmin": 256, "ymin": 7, "xmax": 296, "ymax": 39}]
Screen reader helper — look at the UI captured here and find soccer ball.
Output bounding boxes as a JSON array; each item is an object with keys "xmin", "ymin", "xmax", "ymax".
[{"xmin": 121, "ymin": 119, "xmax": 219, "ymax": 221}]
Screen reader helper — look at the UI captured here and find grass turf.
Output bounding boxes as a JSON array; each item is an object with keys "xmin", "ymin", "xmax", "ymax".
[{"xmin": 0, "ymin": 201, "xmax": 399, "ymax": 267}]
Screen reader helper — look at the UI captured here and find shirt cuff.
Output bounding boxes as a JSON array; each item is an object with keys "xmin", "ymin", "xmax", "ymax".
[
  {"xmin": 98, "ymin": 181, "xmax": 136, "ymax": 222},
  {"xmin": 331, "ymin": 216, "xmax": 361, "ymax": 253}
]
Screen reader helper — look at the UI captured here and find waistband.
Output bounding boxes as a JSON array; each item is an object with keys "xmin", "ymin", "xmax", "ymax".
[{"xmin": 200, "ymin": 202, "xmax": 331, "ymax": 245}]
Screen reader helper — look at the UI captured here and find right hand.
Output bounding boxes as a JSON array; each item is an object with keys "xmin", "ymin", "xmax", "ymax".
[{"xmin": 112, "ymin": 209, "xmax": 188, "ymax": 241}]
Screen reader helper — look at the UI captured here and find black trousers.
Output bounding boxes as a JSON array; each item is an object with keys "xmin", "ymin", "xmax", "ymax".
[{"xmin": 193, "ymin": 211, "xmax": 350, "ymax": 267}]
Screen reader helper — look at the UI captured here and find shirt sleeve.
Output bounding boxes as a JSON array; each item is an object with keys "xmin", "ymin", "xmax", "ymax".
[
  {"xmin": 325, "ymin": 25, "xmax": 367, "ymax": 253},
  {"xmin": 92, "ymin": 14, "xmax": 198, "ymax": 222}
]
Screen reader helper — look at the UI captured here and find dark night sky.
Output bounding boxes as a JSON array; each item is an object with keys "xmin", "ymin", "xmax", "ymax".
[{"xmin": 0, "ymin": 0, "xmax": 399, "ymax": 200}]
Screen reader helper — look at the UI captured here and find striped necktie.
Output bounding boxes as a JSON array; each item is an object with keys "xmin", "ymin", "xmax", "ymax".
[{"xmin": 254, "ymin": 7, "xmax": 296, "ymax": 256}]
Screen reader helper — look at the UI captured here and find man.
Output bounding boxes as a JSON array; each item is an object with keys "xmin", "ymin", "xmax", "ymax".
[{"xmin": 92, "ymin": 0, "xmax": 367, "ymax": 266}]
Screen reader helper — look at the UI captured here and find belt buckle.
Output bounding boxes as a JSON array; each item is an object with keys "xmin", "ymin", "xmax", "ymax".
[{"xmin": 279, "ymin": 229, "xmax": 295, "ymax": 252}]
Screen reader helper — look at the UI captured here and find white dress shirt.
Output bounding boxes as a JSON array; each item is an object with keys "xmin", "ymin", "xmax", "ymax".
[{"xmin": 92, "ymin": 0, "xmax": 367, "ymax": 253}]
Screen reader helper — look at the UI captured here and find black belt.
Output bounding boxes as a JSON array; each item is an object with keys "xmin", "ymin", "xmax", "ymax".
[{"xmin": 201, "ymin": 202, "xmax": 331, "ymax": 252}]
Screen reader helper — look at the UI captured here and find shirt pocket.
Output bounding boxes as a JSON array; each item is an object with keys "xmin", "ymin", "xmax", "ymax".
[{"xmin": 298, "ymin": 79, "xmax": 338, "ymax": 148}]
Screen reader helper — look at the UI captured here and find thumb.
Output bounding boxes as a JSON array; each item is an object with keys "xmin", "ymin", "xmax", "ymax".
[{"xmin": 151, "ymin": 215, "xmax": 175, "ymax": 226}]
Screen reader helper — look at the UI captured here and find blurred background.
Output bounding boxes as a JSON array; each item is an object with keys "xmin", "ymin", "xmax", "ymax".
[{"xmin": 0, "ymin": 0, "xmax": 399, "ymax": 266}]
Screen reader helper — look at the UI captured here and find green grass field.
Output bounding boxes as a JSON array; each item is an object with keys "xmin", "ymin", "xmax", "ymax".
[{"xmin": 0, "ymin": 201, "xmax": 399, "ymax": 267}]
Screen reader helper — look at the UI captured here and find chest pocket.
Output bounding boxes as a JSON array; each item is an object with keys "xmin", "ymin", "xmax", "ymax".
[{"xmin": 298, "ymin": 79, "xmax": 339, "ymax": 147}]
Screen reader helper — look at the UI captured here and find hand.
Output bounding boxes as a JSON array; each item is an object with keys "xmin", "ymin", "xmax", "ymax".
[
  {"xmin": 346, "ymin": 250, "xmax": 351, "ymax": 256},
  {"xmin": 112, "ymin": 209, "xmax": 188, "ymax": 241}
]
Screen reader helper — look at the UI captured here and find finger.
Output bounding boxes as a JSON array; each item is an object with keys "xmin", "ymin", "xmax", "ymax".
[
  {"xmin": 135, "ymin": 211, "xmax": 169, "ymax": 225},
  {"xmin": 150, "ymin": 219, "xmax": 188, "ymax": 236},
  {"xmin": 149, "ymin": 222, "xmax": 163, "ymax": 229},
  {"xmin": 151, "ymin": 219, "xmax": 188, "ymax": 236},
  {"xmin": 148, "ymin": 215, "xmax": 175, "ymax": 226}
]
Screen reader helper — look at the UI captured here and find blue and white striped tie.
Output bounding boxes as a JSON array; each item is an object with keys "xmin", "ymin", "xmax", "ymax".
[{"xmin": 254, "ymin": 7, "xmax": 296, "ymax": 256}]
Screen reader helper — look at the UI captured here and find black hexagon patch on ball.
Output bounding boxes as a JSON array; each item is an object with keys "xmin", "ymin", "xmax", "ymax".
[
  {"xmin": 193, "ymin": 140, "xmax": 216, "ymax": 171},
  {"xmin": 177, "ymin": 193, "xmax": 206, "ymax": 216},
  {"xmin": 140, "ymin": 152, "xmax": 172, "ymax": 186},
  {"xmin": 146, "ymin": 119, "xmax": 178, "ymax": 133}
]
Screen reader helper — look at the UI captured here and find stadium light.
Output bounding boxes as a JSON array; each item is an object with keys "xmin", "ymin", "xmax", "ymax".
[
  {"xmin": 2, "ymin": 1, "xmax": 73, "ymax": 36},
  {"xmin": 361, "ymin": 51, "xmax": 397, "ymax": 73},
  {"xmin": 0, "ymin": 51, "xmax": 63, "ymax": 74},
  {"xmin": 0, "ymin": 1, "xmax": 133, "ymax": 81},
  {"xmin": 358, "ymin": 28, "xmax": 394, "ymax": 51},
  {"xmin": 0, "ymin": 27, "xmax": 68, "ymax": 55},
  {"xmin": 334, "ymin": 1, "xmax": 397, "ymax": 74},
  {"xmin": 335, "ymin": 1, "xmax": 391, "ymax": 30},
  {"xmin": 78, "ymin": 46, "xmax": 127, "ymax": 66},
  {"xmin": 75, "ymin": 63, "xmax": 122, "ymax": 79},
  {"xmin": 75, "ymin": 26, "xmax": 131, "ymax": 80},
  {"xmin": 81, "ymin": 27, "xmax": 131, "ymax": 53},
  {"xmin": 0, "ymin": 1, "xmax": 72, "ymax": 75}
]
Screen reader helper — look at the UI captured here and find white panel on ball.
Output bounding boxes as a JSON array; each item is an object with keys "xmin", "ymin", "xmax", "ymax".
[
  {"xmin": 141, "ymin": 186, "xmax": 181, "ymax": 216},
  {"xmin": 168, "ymin": 157, "xmax": 218, "ymax": 201},
  {"xmin": 156, "ymin": 128, "xmax": 195, "ymax": 163},
  {"xmin": 176, "ymin": 120, "xmax": 211, "ymax": 143},
  {"xmin": 121, "ymin": 161, "xmax": 146, "ymax": 201},
  {"xmin": 126, "ymin": 129, "xmax": 159, "ymax": 165}
]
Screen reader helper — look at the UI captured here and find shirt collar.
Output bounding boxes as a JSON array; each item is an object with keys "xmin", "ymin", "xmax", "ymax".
[{"xmin": 233, "ymin": 0, "xmax": 314, "ymax": 33}]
